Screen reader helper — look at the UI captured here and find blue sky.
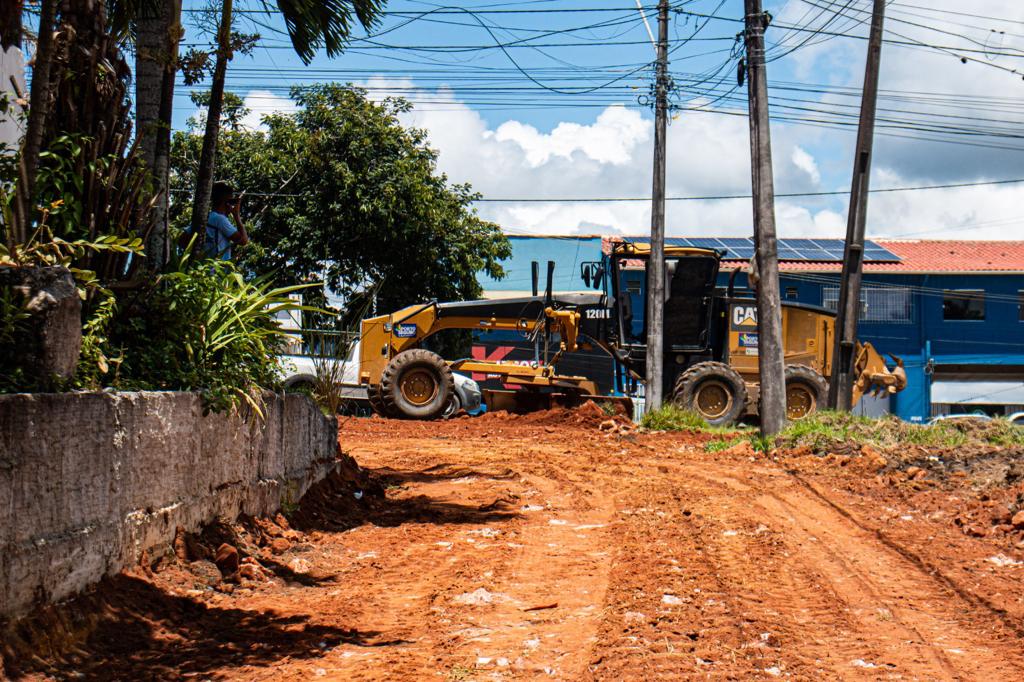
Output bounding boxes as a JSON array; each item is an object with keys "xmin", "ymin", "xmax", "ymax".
[{"xmin": 173, "ymin": 1, "xmax": 1024, "ymax": 238}]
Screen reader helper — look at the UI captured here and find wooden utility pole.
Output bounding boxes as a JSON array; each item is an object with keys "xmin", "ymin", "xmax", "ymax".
[
  {"xmin": 645, "ymin": 0, "xmax": 669, "ymax": 412},
  {"xmin": 829, "ymin": 0, "xmax": 886, "ymax": 410},
  {"xmin": 744, "ymin": 0, "xmax": 786, "ymax": 436}
]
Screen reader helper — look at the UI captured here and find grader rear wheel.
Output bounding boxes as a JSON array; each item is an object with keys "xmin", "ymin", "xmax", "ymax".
[
  {"xmin": 672, "ymin": 361, "xmax": 748, "ymax": 426},
  {"xmin": 380, "ymin": 349, "xmax": 454, "ymax": 420}
]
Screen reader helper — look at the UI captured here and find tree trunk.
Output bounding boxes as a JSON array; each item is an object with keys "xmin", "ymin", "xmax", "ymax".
[
  {"xmin": 0, "ymin": 0, "xmax": 22, "ymax": 51},
  {"xmin": 12, "ymin": 0, "xmax": 57, "ymax": 245},
  {"xmin": 135, "ymin": 0, "xmax": 181, "ymax": 269},
  {"xmin": 190, "ymin": 0, "xmax": 233, "ymax": 238}
]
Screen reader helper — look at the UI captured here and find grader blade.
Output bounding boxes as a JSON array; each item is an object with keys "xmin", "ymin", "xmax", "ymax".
[{"xmin": 482, "ymin": 389, "xmax": 633, "ymax": 416}]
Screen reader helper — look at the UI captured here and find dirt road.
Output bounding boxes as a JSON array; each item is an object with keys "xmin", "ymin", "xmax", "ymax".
[{"xmin": 11, "ymin": 411, "xmax": 1024, "ymax": 680}]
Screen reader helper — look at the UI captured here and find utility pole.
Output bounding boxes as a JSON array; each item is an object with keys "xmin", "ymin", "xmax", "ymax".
[
  {"xmin": 645, "ymin": 0, "xmax": 669, "ymax": 412},
  {"xmin": 829, "ymin": 0, "xmax": 886, "ymax": 410},
  {"xmin": 744, "ymin": 0, "xmax": 786, "ymax": 436}
]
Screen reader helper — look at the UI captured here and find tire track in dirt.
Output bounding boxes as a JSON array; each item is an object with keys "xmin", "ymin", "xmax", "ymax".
[
  {"xmin": 325, "ymin": 437, "xmax": 618, "ymax": 680},
  {"xmin": 676, "ymin": 459, "xmax": 1024, "ymax": 680}
]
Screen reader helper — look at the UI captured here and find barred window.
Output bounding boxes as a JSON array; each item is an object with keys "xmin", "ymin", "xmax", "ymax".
[{"xmin": 822, "ymin": 285, "xmax": 913, "ymax": 323}]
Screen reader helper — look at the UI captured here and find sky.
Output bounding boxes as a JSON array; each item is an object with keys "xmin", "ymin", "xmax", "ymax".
[{"xmin": 174, "ymin": 0, "xmax": 1024, "ymax": 240}]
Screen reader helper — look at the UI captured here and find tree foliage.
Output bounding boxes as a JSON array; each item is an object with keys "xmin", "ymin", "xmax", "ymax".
[{"xmin": 169, "ymin": 84, "xmax": 510, "ymax": 321}]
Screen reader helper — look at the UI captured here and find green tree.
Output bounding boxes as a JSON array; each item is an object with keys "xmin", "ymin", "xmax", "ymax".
[
  {"xmin": 130, "ymin": 0, "xmax": 386, "ymax": 270},
  {"xmin": 169, "ymin": 84, "xmax": 510, "ymax": 320}
]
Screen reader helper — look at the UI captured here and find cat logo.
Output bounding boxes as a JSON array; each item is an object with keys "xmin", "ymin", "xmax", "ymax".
[{"xmin": 731, "ymin": 305, "xmax": 758, "ymax": 330}]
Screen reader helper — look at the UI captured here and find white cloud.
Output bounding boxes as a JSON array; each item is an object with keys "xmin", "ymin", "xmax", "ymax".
[
  {"xmin": 791, "ymin": 146, "xmax": 821, "ymax": 185},
  {"xmin": 239, "ymin": 90, "xmax": 299, "ymax": 130},
  {"xmin": 357, "ymin": 76, "xmax": 834, "ymax": 237}
]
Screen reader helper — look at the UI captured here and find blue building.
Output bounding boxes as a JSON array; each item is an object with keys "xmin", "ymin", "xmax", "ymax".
[{"xmin": 477, "ymin": 234, "xmax": 1024, "ymax": 422}]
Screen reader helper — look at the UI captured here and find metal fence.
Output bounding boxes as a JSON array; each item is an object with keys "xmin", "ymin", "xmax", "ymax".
[{"xmin": 822, "ymin": 285, "xmax": 914, "ymax": 324}]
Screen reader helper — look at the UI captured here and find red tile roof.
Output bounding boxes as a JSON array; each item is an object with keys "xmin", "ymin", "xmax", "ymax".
[
  {"xmin": 736, "ymin": 240, "xmax": 1024, "ymax": 274},
  {"xmin": 600, "ymin": 236, "xmax": 1024, "ymax": 273}
]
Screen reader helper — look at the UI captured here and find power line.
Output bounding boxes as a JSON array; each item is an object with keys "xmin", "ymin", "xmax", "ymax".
[
  {"xmin": 471, "ymin": 177, "xmax": 1024, "ymax": 202},
  {"xmin": 170, "ymin": 177, "xmax": 1024, "ymax": 205}
]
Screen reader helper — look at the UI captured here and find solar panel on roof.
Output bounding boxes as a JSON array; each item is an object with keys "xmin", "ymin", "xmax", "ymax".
[
  {"xmin": 793, "ymin": 248, "xmax": 832, "ymax": 261},
  {"xmin": 863, "ymin": 241, "xmax": 900, "ymax": 261},
  {"xmin": 784, "ymin": 239, "xmax": 819, "ymax": 249},
  {"xmin": 624, "ymin": 237, "xmax": 900, "ymax": 262}
]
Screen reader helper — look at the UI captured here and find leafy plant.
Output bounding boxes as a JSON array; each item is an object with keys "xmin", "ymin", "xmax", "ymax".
[
  {"xmin": 104, "ymin": 252, "xmax": 320, "ymax": 415},
  {"xmin": 308, "ymin": 330, "xmax": 358, "ymax": 416},
  {"xmin": 74, "ymin": 293, "xmax": 121, "ymax": 390},
  {"xmin": 0, "ymin": 288, "xmax": 32, "ymax": 392}
]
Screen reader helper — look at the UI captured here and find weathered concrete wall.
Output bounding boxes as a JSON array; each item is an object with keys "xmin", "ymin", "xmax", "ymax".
[{"xmin": 0, "ymin": 391, "xmax": 337, "ymax": 619}]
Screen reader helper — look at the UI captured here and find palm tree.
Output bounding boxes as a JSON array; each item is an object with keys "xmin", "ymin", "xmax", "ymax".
[
  {"xmin": 134, "ymin": 0, "xmax": 182, "ymax": 268},
  {"xmin": 11, "ymin": 0, "xmax": 57, "ymax": 245},
  {"xmin": 131, "ymin": 0, "xmax": 386, "ymax": 267},
  {"xmin": 1, "ymin": 0, "xmax": 21, "ymax": 51}
]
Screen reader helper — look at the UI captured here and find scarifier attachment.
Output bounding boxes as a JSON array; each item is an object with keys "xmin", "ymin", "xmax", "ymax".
[{"xmin": 851, "ymin": 342, "xmax": 908, "ymax": 405}]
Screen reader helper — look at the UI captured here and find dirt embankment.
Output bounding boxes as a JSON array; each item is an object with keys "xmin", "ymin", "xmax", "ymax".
[{"xmin": 5, "ymin": 408, "xmax": 1024, "ymax": 680}]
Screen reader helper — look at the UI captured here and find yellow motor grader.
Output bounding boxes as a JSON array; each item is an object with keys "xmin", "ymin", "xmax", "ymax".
[{"xmin": 357, "ymin": 244, "xmax": 906, "ymax": 422}]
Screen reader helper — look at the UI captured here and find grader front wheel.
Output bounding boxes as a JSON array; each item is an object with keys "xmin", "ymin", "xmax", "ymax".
[{"xmin": 380, "ymin": 349, "xmax": 454, "ymax": 420}]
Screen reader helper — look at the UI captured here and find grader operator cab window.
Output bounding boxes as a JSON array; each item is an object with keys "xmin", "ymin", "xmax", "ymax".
[
  {"xmin": 614, "ymin": 253, "xmax": 718, "ymax": 350},
  {"xmin": 663, "ymin": 256, "xmax": 717, "ymax": 349}
]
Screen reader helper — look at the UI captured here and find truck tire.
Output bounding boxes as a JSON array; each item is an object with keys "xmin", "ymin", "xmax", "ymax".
[
  {"xmin": 672, "ymin": 361, "xmax": 747, "ymax": 426},
  {"xmin": 784, "ymin": 365, "xmax": 828, "ymax": 420},
  {"xmin": 380, "ymin": 349, "xmax": 454, "ymax": 420}
]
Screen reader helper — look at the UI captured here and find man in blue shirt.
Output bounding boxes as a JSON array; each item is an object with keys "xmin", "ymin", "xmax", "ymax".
[{"xmin": 204, "ymin": 181, "xmax": 250, "ymax": 260}]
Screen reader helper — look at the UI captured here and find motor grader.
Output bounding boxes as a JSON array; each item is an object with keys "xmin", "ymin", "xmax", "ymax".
[{"xmin": 357, "ymin": 243, "xmax": 906, "ymax": 423}]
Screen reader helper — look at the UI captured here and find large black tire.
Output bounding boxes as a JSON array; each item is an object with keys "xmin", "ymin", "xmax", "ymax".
[
  {"xmin": 380, "ymin": 349, "xmax": 454, "ymax": 420},
  {"xmin": 672, "ymin": 361, "xmax": 748, "ymax": 426},
  {"xmin": 784, "ymin": 365, "xmax": 828, "ymax": 420},
  {"xmin": 367, "ymin": 383, "xmax": 393, "ymax": 417}
]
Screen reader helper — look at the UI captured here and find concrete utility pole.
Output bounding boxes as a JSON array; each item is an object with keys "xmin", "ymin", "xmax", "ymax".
[
  {"xmin": 830, "ymin": 0, "xmax": 886, "ymax": 411},
  {"xmin": 744, "ymin": 0, "xmax": 786, "ymax": 436},
  {"xmin": 645, "ymin": 0, "xmax": 670, "ymax": 411}
]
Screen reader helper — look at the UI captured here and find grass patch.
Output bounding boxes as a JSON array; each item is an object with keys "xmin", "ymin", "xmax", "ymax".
[
  {"xmin": 641, "ymin": 405, "xmax": 708, "ymax": 431},
  {"xmin": 644, "ymin": 406, "xmax": 1024, "ymax": 456},
  {"xmin": 641, "ymin": 405, "xmax": 747, "ymax": 435},
  {"xmin": 772, "ymin": 410, "xmax": 1024, "ymax": 453}
]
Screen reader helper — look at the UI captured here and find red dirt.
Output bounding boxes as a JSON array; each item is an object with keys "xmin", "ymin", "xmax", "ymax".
[{"xmin": 6, "ymin": 414, "xmax": 1024, "ymax": 680}]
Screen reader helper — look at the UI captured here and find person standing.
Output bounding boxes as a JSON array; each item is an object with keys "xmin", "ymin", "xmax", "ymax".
[{"xmin": 203, "ymin": 180, "xmax": 249, "ymax": 260}]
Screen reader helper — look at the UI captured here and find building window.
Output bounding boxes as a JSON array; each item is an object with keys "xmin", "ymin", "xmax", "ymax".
[
  {"xmin": 822, "ymin": 285, "xmax": 913, "ymax": 323},
  {"xmin": 785, "ymin": 286, "xmax": 798, "ymax": 300},
  {"xmin": 943, "ymin": 290, "xmax": 985, "ymax": 321}
]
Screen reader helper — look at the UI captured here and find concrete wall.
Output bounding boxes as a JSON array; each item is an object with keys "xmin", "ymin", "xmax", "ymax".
[{"xmin": 0, "ymin": 391, "xmax": 337, "ymax": 620}]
